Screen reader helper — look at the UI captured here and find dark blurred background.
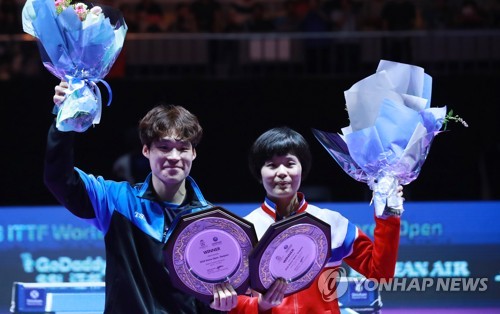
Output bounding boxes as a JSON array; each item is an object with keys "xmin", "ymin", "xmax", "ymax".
[{"xmin": 1, "ymin": 0, "xmax": 499, "ymax": 205}]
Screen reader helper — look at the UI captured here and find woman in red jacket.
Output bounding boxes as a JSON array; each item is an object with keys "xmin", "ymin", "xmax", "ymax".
[{"xmin": 231, "ymin": 126, "xmax": 403, "ymax": 313}]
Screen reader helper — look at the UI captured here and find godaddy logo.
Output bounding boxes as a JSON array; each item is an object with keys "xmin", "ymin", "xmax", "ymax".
[{"xmin": 317, "ymin": 267, "xmax": 349, "ymax": 302}]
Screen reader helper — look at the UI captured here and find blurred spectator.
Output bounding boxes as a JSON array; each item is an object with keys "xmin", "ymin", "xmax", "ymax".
[
  {"xmin": 227, "ymin": 0, "xmax": 257, "ymax": 32},
  {"xmin": 190, "ymin": 0, "xmax": 223, "ymax": 32},
  {"xmin": 274, "ymin": 0, "xmax": 301, "ymax": 32},
  {"xmin": 112, "ymin": 127, "xmax": 150, "ymax": 184},
  {"xmin": 0, "ymin": 38, "xmax": 45, "ymax": 80},
  {"xmin": 112, "ymin": 150, "xmax": 150, "ymax": 184},
  {"xmin": 0, "ymin": 45, "xmax": 13, "ymax": 80},
  {"xmin": 4, "ymin": 0, "xmax": 500, "ymax": 81},
  {"xmin": 381, "ymin": 0, "xmax": 417, "ymax": 31},
  {"xmin": 421, "ymin": 0, "xmax": 454, "ymax": 30},
  {"xmin": 490, "ymin": 0, "xmax": 500, "ymax": 28},
  {"xmin": 247, "ymin": 3, "xmax": 274, "ymax": 32},
  {"xmin": 136, "ymin": 0, "xmax": 164, "ymax": 32},
  {"xmin": 6, "ymin": 0, "xmax": 500, "ymax": 36},
  {"xmin": 170, "ymin": 3, "xmax": 198, "ymax": 32},
  {"xmin": 326, "ymin": 0, "xmax": 361, "ymax": 72},
  {"xmin": 0, "ymin": 0, "xmax": 21, "ymax": 34},
  {"xmin": 120, "ymin": 3, "xmax": 140, "ymax": 32},
  {"xmin": 454, "ymin": 0, "xmax": 486, "ymax": 29},
  {"xmin": 294, "ymin": 0, "xmax": 311, "ymax": 20},
  {"xmin": 299, "ymin": 0, "xmax": 331, "ymax": 73},
  {"xmin": 358, "ymin": 0, "xmax": 386, "ymax": 30},
  {"xmin": 381, "ymin": 0, "xmax": 416, "ymax": 63},
  {"xmin": 327, "ymin": 0, "xmax": 359, "ymax": 31},
  {"xmin": 299, "ymin": 0, "xmax": 330, "ymax": 33}
]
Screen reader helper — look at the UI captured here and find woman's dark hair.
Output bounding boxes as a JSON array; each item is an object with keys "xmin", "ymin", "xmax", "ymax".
[{"xmin": 248, "ymin": 126, "xmax": 312, "ymax": 182}]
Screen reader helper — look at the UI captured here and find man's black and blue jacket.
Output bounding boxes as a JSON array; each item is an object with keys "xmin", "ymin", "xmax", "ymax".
[{"xmin": 44, "ymin": 121, "xmax": 221, "ymax": 314}]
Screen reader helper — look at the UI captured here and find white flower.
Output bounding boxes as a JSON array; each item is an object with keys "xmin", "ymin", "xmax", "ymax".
[
  {"xmin": 74, "ymin": 2, "xmax": 87, "ymax": 11},
  {"xmin": 82, "ymin": 6, "xmax": 104, "ymax": 28},
  {"xmin": 90, "ymin": 6, "xmax": 102, "ymax": 16}
]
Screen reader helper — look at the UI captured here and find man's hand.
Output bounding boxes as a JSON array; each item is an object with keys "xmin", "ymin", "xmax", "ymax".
[
  {"xmin": 210, "ymin": 281, "xmax": 238, "ymax": 311},
  {"xmin": 53, "ymin": 80, "xmax": 68, "ymax": 107},
  {"xmin": 258, "ymin": 278, "xmax": 287, "ymax": 311}
]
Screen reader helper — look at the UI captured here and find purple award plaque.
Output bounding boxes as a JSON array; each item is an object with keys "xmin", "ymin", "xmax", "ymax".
[
  {"xmin": 164, "ymin": 206, "xmax": 257, "ymax": 303},
  {"xmin": 249, "ymin": 212, "xmax": 331, "ymax": 296}
]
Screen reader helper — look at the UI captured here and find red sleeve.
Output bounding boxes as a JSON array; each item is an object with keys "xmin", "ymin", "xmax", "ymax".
[
  {"xmin": 343, "ymin": 215, "xmax": 400, "ymax": 280},
  {"xmin": 229, "ymin": 295, "xmax": 260, "ymax": 314}
]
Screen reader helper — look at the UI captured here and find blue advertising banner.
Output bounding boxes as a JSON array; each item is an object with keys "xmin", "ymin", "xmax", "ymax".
[
  {"xmin": 1, "ymin": 202, "xmax": 499, "ymax": 312},
  {"xmin": 0, "ymin": 206, "xmax": 105, "ymax": 313},
  {"xmin": 222, "ymin": 201, "xmax": 500, "ymax": 245},
  {"xmin": 0, "ymin": 206, "xmax": 104, "ymax": 251}
]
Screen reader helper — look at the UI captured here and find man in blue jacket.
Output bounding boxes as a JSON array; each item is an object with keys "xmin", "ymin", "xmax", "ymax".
[{"xmin": 44, "ymin": 81, "xmax": 237, "ymax": 313}]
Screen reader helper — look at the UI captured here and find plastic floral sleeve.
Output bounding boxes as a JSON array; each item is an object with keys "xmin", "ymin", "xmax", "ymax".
[
  {"xmin": 313, "ymin": 60, "xmax": 449, "ymax": 217},
  {"xmin": 22, "ymin": 0, "xmax": 127, "ymax": 132}
]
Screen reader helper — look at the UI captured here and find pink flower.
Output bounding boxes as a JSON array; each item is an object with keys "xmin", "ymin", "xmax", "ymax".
[
  {"xmin": 73, "ymin": 2, "xmax": 88, "ymax": 20},
  {"xmin": 74, "ymin": 3, "xmax": 87, "ymax": 12},
  {"xmin": 54, "ymin": 0, "xmax": 101, "ymax": 22}
]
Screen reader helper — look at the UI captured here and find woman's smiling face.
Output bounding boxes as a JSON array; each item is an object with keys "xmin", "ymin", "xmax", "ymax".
[{"xmin": 260, "ymin": 153, "xmax": 302, "ymax": 203}]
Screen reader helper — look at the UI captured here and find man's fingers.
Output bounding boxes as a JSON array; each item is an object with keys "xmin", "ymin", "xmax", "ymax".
[
  {"xmin": 210, "ymin": 282, "xmax": 237, "ymax": 311},
  {"xmin": 210, "ymin": 284, "xmax": 222, "ymax": 310},
  {"xmin": 212, "ymin": 284, "xmax": 221, "ymax": 306},
  {"xmin": 219, "ymin": 283, "xmax": 230, "ymax": 309},
  {"xmin": 227, "ymin": 282, "xmax": 238, "ymax": 306},
  {"xmin": 220, "ymin": 282, "xmax": 237, "ymax": 310},
  {"xmin": 53, "ymin": 81, "xmax": 69, "ymax": 106},
  {"xmin": 53, "ymin": 95, "xmax": 66, "ymax": 106}
]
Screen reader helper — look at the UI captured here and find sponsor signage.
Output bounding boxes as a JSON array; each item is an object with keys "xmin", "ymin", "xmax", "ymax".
[{"xmin": 1, "ymin": 202, "xmax": 499, "ymax": 311}]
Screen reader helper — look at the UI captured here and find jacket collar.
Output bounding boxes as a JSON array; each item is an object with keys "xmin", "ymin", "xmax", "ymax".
[
  {"xmin": 137, "ymin": 174, "xmax": 210, "ymax": 209},
  {"xmin": 261, "ymin": 192, "xmax": 308, "ymax": 221}
]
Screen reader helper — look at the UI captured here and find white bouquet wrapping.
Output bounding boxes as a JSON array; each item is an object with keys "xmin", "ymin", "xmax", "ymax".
[{"xmin": 313, "ymin": 60, "xmax": 455, "ymax": 217}]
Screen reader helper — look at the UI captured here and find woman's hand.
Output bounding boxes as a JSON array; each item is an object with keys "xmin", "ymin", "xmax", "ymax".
[
  {"xmin": 258, "ymin": 278, "xmax": 287, "ymax": 311},
  {"xmin": 383, "ymin": 184, "xmax": 405, "ymax": 218}
]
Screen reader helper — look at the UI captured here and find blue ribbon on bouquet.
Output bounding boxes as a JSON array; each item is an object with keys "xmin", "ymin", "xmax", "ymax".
[{"xmin": 52, "ymin": 76, "xmax": 114, "ymax": 132}]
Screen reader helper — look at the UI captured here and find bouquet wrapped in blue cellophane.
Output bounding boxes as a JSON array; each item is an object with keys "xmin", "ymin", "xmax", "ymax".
[
  {"xmin": 22, "ymin": 0, "xmax": 127, "ymax": 132},
  {"xmin": 313, "ymin": 60, "xmax": 456, "ymax": 217}
]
